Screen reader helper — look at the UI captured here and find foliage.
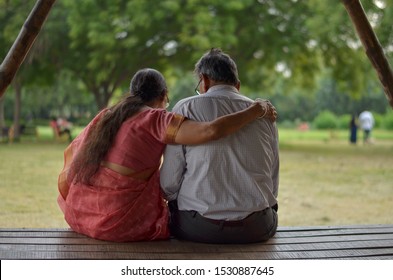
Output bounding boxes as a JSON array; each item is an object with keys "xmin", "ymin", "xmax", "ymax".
[
  {"xmin": 382, "ymin": 111, "xmax": 393, "ymax": 129},
  {"xmin": 373, "ymin": 112, "xmax": 384, "ymax": 128},
  {"xmin": 268, "ymin": 86, "xmax": 317, "ymax": 123},
  {"xmin": 167, "ymin": 70, "xmax": 196, "ymax": 109},
  {"xmin": 2, "ymin": 70, "xmax": 96, "ymax": 121},
  {"xmin": 313, "ymin": 110, "xmax": 338, "ymax": 129},
  {"xmin": 337, "ymin": 114, "xmax": 351, "ymax": 130},
  {"xmin": 1, "ymin": 0, "xmax": 393, "ymax": 122}
]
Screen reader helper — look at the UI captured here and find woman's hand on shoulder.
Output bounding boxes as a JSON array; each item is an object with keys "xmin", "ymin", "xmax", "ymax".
[{"xmin": 254, "ymin": 98, "xmax": 277, "ymax": 122}]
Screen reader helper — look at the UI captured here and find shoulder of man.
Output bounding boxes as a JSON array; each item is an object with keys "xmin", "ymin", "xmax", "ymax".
[{"xmin": 172, "ymin": 95, "xmax": 203, "ymax": 113}]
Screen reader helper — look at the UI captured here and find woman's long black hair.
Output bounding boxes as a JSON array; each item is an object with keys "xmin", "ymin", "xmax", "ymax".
[{"xmin": 70, "ymin": 68, "xmax": 167, "ymax": 184}]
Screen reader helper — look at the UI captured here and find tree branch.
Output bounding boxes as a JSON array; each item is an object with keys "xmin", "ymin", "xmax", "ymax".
[
  {"xmin": 341, "ymin": 0, "xmax": 393, "ymax": 109},
  {"xmin": 0, "ymin": 0, "xmax": 57, "ymax": 98}
]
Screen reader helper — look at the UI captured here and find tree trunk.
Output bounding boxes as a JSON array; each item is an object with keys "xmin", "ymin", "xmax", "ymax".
[
  {"xmin": 93, "ymin": 90, "xmax": 112, "ymax": 110},
  {"xmin": 12, "ymin": 79, "xmax": 22, "ymax": 141},
  {"xmin": 341, "ymin": 0, "xmax": 393, "ymax": 109},
  {"xmin": 0, "ymin": 95, "xmax": 5, "ymax": 140},
  {"xmin": 0, "ymin": 0, "xmax": 57, "ymax": 99}
]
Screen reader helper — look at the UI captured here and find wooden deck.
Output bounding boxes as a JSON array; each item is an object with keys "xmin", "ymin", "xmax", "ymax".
[{"xmin": 1, "ymin": 224, "xmax": 393, "ymax": 260}]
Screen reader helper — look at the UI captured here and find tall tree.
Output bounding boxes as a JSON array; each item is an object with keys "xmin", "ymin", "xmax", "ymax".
[
  {"xmin": 2, "ymin": 0, "xmax": 393, "ymax": 114},
  {"xmin": 62, "ymin": 0, "xmax": 313, "ymax": 108},
  {"xmin": 63, "ymin": 0, "xmax": 184, "ymax": 109}
]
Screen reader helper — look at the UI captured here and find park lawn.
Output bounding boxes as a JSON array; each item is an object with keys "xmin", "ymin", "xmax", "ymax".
[
  {"xmin": 278, "ymin": 141, "xmax": 393, "ymax": 226},
  {"xmin": 0, "ymin": 128, "xmax": 392, "ymax": 228},
  {"xmin": 36, "ymin": 125, "xmax": 84, "ymax": 142},
  {"xmin": 0, "ymin": 142, "xmax": 69, "ymax": 228}
]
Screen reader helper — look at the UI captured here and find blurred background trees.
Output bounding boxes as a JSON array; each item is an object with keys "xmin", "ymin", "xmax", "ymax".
[{"xmin": 1, "ymin": 0, "xmax": 392, "ymax": 132}]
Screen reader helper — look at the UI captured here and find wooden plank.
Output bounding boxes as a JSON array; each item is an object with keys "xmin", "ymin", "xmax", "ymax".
[
  {"xmin": 1, "ymin": 247, "xmax": 392, "ymax": 260},
  {"xmin": 1, "ymin": 237, "xmax": 392, "ymax": 259},
  {"xmin": 2, "ymin": 229, "xmax": 393, "ymax": 245},
  {"xmin": 278, "ymin": 224, "xmax": 393, "ymax": 230},
  {"xmin": 2, "ymin": 234, "xmax": 393, "ymax": 246},
  {"xmin": 1, "ymin": 239, "xmax": 392, "ymax": 256},
  {"xmin": 2, "ymin": 225, "xmax": 393, "ymax": 238},
  {"xmin": 2, "ymin": 224, "xmax": 391, "ymax": 233},
  {"xmin": 1, "ymin": 225, "xmax": 392, "ymax": 260},
  {"xmin": 275, "ymin": 227, "xmax": 393, "ymax": 238},
  {"xmin": 2, "ymin": 231, "xmax": 392, "ymax": 245}
]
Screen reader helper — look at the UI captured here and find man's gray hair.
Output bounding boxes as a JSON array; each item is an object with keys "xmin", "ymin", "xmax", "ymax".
[{"xmin": 194, "ymin": 48, "xmax": 239, "ymax": 86}]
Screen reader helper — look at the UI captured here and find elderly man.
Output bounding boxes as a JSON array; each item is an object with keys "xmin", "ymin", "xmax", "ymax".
[{"xmin": 160, "ymin": 48, "xmax": 279, "ymax": 244}]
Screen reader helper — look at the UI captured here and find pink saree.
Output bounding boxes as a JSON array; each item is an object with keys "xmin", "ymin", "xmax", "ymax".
[{"xmin": 58, "ymin": 109, "xmax": 184, "ymax": 242}]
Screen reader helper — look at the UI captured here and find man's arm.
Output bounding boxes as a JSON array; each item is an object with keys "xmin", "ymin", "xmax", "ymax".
[
  {"xmin": 160, "ymin": 102, "xmax": 189, "ymax": 201},
  {"xmin": 160, "ymin": 143, "xmax": 186, "ymax": 201},
  {"xmin": 271, "ymin": 123, "xmax": 280, "ymax": 198}
]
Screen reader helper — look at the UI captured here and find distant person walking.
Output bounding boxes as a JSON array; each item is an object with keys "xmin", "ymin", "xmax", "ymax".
[
  {"xmin": 349, "ymin": 114, "xmax": 358, "ymax": 145},
  {"xmin": 358, "ymin": 110, "xmax": 374, "ymax": 144}
]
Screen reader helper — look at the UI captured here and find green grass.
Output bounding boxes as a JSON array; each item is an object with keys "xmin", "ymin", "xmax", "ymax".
[
  {"xmin": 278, "ymin": 128, "xmax": 393, "ymax": 142},
  {"xmin": 0, "ymin": 127, "xmax": 392, "ymax": 228},
  {"xmin": 277, "ymin": 128, "xmax": 393, "ymax": 226},
  {"xmin": 0, "ymin": 142, "xmax": 69, "ymax": 227},
  {"xmin": 36, "ymin": 126, "xmax": 84, "ymax": 142},
  {"xmin": 278, "ymin": 142, "xmax": 393, "ymax": 226}
]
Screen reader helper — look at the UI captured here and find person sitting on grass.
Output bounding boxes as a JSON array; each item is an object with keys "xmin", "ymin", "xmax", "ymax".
[{"xmin": 50, "ymin": 117, "xmax": 73, "ymax": 142}]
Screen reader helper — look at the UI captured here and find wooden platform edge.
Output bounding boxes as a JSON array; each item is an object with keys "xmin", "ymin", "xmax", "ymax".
[{"xmin": 1, "ymin": 224, "xmax": 393, "ymax": 260}]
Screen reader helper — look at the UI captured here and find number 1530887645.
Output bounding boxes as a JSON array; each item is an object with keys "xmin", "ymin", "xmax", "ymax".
[{"xmin": 214, "ymin": 266, "xmax": 274, "ymax": 276}]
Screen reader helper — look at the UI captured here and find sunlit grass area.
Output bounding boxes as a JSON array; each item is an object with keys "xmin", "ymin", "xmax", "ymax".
[
  {"xmin": 278, "ymin": 128, "xmax": 393, "ymax": 142},
  {"xmin": 0, "ymin": 127, "xmax": 392, "ymax": 227}
]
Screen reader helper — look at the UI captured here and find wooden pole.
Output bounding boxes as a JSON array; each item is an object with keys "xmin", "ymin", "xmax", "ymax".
[
  {"xmin": 0, "ymin": 0, "xmax": 57, "ymax": 99},
  {"xmin": 341, "ymin": 0, "xmax": 393, "ymax": 109}
]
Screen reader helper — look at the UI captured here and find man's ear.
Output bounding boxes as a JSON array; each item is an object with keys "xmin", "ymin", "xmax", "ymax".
[
  {"xmin": 236, "ymin": 81, "xmax": 241, "ymax": 91},
  {"xmin": 202, "ymin": 75, "xmax": 210, "ymax": 92}
]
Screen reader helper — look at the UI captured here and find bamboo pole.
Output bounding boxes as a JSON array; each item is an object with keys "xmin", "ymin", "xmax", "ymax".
[
  {"xmin": 341, "ymin": 0, "xmax": 393, "ymax": 109},
  {"xmin": 0, "ymin": 0, "xmax": 57, "ymax": 99}
]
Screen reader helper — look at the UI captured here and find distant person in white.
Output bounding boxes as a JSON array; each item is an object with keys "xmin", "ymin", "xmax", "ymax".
[{"xmin": 358, "ymin": 110, "xmax": 375, "ymax": 144}]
